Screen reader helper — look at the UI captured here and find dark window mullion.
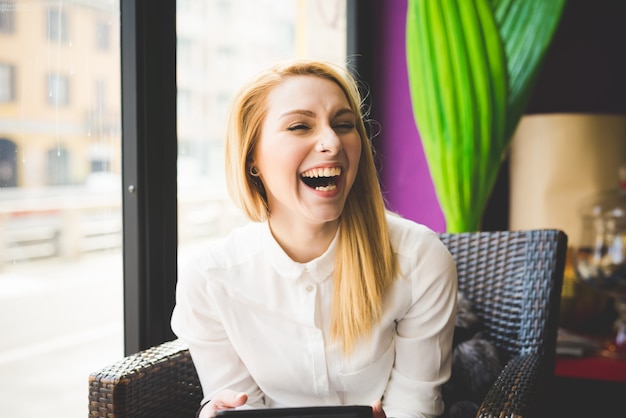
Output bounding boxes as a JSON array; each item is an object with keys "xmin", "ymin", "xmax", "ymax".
[{"xmin": 120, "ymin": 0, "xmax": 177, "ymax": 355}]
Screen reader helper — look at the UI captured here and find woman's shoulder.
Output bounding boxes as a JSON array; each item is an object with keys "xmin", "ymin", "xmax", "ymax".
[
  {"xmin": 384, "ymin": 211, "xmax": 454, "ymax": 263},
  {"xmin": 183, "ymin": 221, "xmax": 265, "ymax": 272},
  {"xmin": 385, "ymin": 212, "xmax": 457, "ymax": 291},
  {"xmin": 385, "ymin": 211, "xmax": 440, "ymax": 247}
]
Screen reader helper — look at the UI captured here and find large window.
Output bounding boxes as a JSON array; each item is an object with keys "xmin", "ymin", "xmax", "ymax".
[
  {"xmin": 0, "ymin": 1, "xmax": 122, "ymax": 417},
  {"xmin": 0, "ymin": 1, "xmax": 349, "ymax": 416}
]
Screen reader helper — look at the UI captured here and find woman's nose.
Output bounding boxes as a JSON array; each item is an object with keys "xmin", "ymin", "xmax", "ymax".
[{"xmin": 317, "ymin": 127, "xmax": 341, "ymax": 153}]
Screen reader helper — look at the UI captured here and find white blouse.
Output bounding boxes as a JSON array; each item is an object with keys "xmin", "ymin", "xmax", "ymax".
[{"xmin": 171, "ymin": 213, "xmax": 457, "ymax": 418}]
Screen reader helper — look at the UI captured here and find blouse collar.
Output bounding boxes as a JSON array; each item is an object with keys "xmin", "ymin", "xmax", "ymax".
[{"xmin": 261, "ymin": 221, "xmax": 337, "ymax": 283}]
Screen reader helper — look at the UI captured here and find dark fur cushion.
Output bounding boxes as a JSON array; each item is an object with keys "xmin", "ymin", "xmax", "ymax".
[{"xmin": 441, "ymin": 293, "xmax": 502, "ymax": 418}]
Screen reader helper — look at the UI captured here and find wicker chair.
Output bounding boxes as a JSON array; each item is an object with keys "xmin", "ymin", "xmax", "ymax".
[{"xmin": 88, "ymin": 229, "xmax": 567, "ymax": 418}]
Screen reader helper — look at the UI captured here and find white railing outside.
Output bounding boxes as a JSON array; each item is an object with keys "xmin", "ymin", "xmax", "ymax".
[{"xmin": 0, "ymin": 186, "xmax": 244, "ymax": 268}]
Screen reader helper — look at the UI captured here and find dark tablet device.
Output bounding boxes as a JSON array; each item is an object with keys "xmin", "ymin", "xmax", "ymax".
[{"xmin": 216, "ymin": 405, "xmax": 373, "ymax": 418}]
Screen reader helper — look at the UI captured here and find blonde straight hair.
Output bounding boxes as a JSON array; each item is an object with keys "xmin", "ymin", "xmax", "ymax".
[{"xmin": 225, "ymin": 59, "xmax": 398, "ymax": 353}]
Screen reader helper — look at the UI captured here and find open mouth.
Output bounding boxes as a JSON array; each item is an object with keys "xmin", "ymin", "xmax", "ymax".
[{"xmin": 300, "ymin": 167, "xmax": 341, "ymax": 192}]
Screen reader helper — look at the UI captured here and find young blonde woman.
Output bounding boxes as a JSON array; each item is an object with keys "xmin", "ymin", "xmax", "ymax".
[{"xmin": 171, "ymin": 59, "xmax": 457, "ymax": 418}]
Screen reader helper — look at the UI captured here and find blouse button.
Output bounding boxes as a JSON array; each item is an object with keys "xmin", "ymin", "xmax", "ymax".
[{"xmin": 305, "ymin": 285, "xmax": 314, "ymax": 293}]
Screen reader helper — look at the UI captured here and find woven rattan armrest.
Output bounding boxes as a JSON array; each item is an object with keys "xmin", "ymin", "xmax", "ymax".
[
  {"xmin": 88, "ymin": 339, "xmax": 202, "ymax": 418},
  {"xmin": 477, "ymin": 352, "xmax": 547, "ymax": 418}
]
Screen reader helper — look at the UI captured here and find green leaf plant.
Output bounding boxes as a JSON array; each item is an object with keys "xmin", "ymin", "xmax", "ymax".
[{"xmin": 406, "ymin": 0, "xmax": 566, "ymax": 232}]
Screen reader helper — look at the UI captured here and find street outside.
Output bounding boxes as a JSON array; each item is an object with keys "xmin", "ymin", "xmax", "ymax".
[{"xmin": 0, "ymin": 249, "xmax": 124, "ymax": 417}]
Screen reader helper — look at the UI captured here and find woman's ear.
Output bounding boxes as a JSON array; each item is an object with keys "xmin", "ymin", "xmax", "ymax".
[{"xmin": 247, "ymin": 154, "xmax": 260, "ymax": 177}]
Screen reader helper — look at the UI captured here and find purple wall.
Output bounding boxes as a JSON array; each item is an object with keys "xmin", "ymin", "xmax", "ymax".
[{"xmin": 373, "ymin": 0, "xmax": 446, "ymax": 232}]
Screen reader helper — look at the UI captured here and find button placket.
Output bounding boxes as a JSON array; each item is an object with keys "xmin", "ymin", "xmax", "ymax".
[
  {"xmin": 299, "ymin": 267, "xmax": 317, "ymax": 325},
  {"xmin": 302, "ymin": 281, "xmax": 316, "ymax": 324},
  {"xmin": 301, "ymin": 267, "xmax": 333, "ymax": 398}
]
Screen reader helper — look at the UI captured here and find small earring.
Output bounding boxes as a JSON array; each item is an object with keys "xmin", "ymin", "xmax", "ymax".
[{"xmin": 249, "ymin": 166, "xmax": 260, "ymax": 176}]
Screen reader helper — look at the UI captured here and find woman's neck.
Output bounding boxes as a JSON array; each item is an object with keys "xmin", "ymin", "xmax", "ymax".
[{"xmin": 268, "ymin": 218, "xmax": 339, "ymax": 263}]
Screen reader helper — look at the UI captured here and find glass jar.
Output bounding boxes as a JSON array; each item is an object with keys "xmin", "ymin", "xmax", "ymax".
[{"xmin": 573, "ymin": 164, "xmax": 626, "ymax": 358}]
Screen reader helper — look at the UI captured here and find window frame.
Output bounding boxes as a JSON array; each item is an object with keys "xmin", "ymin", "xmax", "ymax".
[{"xmin": 120, "ymin": 0, "xmax": 178, "ymax": 354}]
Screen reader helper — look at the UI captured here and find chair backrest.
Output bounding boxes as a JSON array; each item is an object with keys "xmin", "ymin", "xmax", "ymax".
[{"xmin": 438, "ymin": 229, "xmax": 567, "ymax": 364}]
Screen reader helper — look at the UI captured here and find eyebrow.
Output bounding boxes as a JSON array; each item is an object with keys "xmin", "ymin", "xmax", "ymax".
[
  {"xmin": 278, "ymin": 108, "xmax": 355, "ymax": 120},
  {"xmin": 278, "ymin": 109, "xmax": 315, "ymax": 120}
]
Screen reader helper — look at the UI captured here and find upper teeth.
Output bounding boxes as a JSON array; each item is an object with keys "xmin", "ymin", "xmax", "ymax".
[{"xmin": 301, "ymin": 167, "xmax": 341, "ymax": 178}]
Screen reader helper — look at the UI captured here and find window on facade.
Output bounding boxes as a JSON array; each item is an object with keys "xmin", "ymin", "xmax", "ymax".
[
  {"xmin": 47, "ymin": 6, "xmax": 68, "ymax": 42},
  {"xmin": 0, "ymin": 2, "xmax": 15, "ymax": 34},
  {"xmin": 46, "ymin": 146, "xmax": 70, "ymax": 185},
  {"xmin": 94, "ymin": 78, "xmax": 105, "ymax": 111},
  {"xmin": 96, "ymin": 19, "xmax": 109, "ymax": 50},
  {"xmin": 47, "ymin": 73, "xmax": 69, "ymax": 106},
  {"xmin": 0, "ymin": 138, "xmax": 17, "ymax": 187},
  {"xmin": 0, "ymin": 63, "xmax": 16, "ymax": 102}
]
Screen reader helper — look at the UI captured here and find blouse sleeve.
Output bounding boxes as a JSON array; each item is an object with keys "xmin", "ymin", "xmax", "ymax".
[
  {"xmin": 383, "ymin": 230, "xmax": 458, "ymax": 418},
  {"xmin": 170, "ymin": 258, "xmax": 265, "ymax": 407}
]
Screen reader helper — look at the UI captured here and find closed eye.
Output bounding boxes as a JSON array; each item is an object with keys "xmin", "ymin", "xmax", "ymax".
[
  {"xmin": 287, "ymin": 124, "xmax": 310, "ymax": 131},
  {"xmin": 334, "ymin": 122, "xmax": 355, "ymax": 132}
]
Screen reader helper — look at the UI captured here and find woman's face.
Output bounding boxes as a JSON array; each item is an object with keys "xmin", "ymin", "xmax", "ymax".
[{"xmin": 252, "ymin": 75, "xmax": 362, "ymax": 228}]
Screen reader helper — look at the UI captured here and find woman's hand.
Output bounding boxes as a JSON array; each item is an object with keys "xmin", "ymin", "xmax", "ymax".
[
  {"xmin": 199, "ymin": 390, "xmax": 248, "ymax": 418},
  {"xmin": 371, "ymin": 399, "xmax": 387, "ymax": 418}
]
